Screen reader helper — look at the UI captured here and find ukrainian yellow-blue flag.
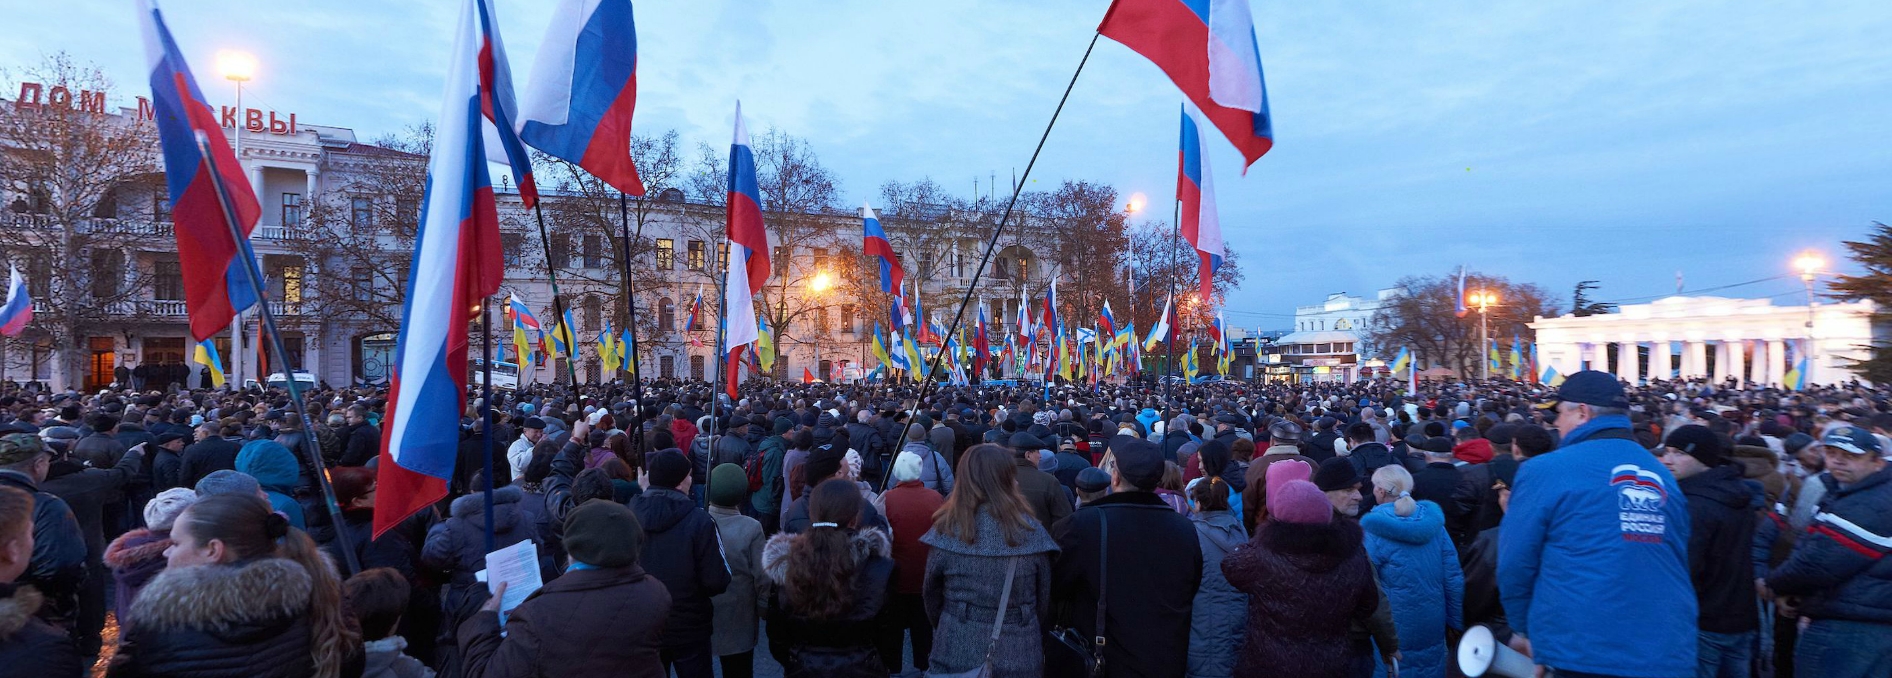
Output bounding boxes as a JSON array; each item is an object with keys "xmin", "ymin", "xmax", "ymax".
[
  {"xmin": 193, "ymin": 340, "xmax": 225, "ymax": 387},
  {"xmin": 757, "ymin": 314, "xmax": 775, "ymax": 374},
  {"xmin": 1390, "ymin": 347, "xmax": 1412, "ymax": 375},
  {"xmin": 902, "ymin": 330, "xmax": 924, "ymax": 377},
  {"xmin": 872, "ymin": 325, "xmax": 894, "ymax": 370},
  {"xmin": 599, "ymin": 321, "xmax": 621, "ymax": 374},
  {"xmin": 1183, "ymin": 339, "xmax": 1199, "ymax": 381}
]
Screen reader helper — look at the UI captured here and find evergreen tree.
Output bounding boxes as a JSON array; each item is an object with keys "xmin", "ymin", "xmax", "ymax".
[{"xmin": 1829, "ymin": 222, "xmax": 1892, "ymax": 382}]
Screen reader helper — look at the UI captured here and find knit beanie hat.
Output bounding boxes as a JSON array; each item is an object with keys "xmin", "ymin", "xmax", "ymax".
[
  {"xmin": 195, "ymin": 469, "xmax": 262, "ymax": 498},
  {"xmin": 564, "ymin": 500, "xmax": 643, "ymax": 568},
  {"xmin": 773, "ymin": 416, "xmax": 794, "ymax": 436},
  {"xmin": 1664, "ymin": 425, "xmax": 1726, "ymax": 467},
  {"xmin": 646, "ymin": 449, "xmax": 691, "ymax": 489},
  {"xmin": 1270, "ymin": 480, "xmax": 1332, "ymax": 524},
  {"xmin": 804, "ymin": 443, "xmax": 845, "ymax": 485},
  {"xmin": 1265, "ymin": 459, "xmax": 1313, "ymax": 493},
  {"xmin": 892, "ymin": 451, "xmax": 925, "ymax": 483},
  {"xmin": 709, "ymin": 463, "xmax": 748, "ymax": 508},
  {"xmin": 143, "ymin": 488, "xmax": 198, "ymax": 532}
]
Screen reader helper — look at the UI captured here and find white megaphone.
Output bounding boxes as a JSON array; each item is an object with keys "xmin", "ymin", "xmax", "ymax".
[{"xmin": 1458, "ymin": 625, "xmax": 1537, "ymax": 678}]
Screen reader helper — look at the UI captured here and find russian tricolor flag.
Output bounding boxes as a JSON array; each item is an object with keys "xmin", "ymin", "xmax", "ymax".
[
  {"xmin": 861, "ymin": 202, "xmax": 903, "ymax": 294},
  {"xmin": 1100, "ymin": 0, "xmax": 1274, "ymax": 170},
  {"xmin": 473, "ymin": 0, "xmax": 539, "ymax": 207},
  {"xmin": 1178, "ymin": 107, "xmax": 1225, "ymax": 300},
  {"xmin": 138, "ymin": 1, "xmax": 261, "ymax": 342},
  {"xmin": 520, "ymin": 0, "xmax": 644, "ymax": 196},
  {"xmin": 722, "ymin": 103, "xmax": 769, "ymax": 397},
  {"xmin": 0, "ymin": 265, "xmax": 30, "ymax": 337},
  {"xmin": 375, "ymin": 0, "xmax": 507, "ymax": 536}
]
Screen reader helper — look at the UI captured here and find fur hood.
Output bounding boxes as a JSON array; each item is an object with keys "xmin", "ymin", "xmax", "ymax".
[
  {"xmin": 128, "ymin": 558, "xmax": 312, "ymax": 632},
  {"xmin": 104, "ymin": 528, "xmax": 173, "ymax": 570},
  {"xmin": 760, "ymin": 526, "xmax": 891, "ymax": 585},
  {"xmin": 0, "ymin": 584, "xmax": 43, "ymax": 640}
]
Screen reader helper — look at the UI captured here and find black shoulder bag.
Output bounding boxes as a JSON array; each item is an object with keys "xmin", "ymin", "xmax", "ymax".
[{"xmin": 1045, "ymin": 509, "xmax": 1106, "ymax": 677}]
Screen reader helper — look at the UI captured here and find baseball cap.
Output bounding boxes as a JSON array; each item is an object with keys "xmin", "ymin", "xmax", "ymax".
[
  {"xmin": 0, "ymin": 433, "xmax": 48, "ymax": 465},
  {"xmin": 1822, "ymin": 426, "xmax": 1882, "ymax": 457},
  {"xmin": 1554, "ymin": 371, "xmax": 1630, "ymax": 409}
]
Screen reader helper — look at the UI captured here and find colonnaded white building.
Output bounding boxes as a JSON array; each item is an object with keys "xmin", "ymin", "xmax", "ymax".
[{"xmin": 1529, "ymin": 296, "xmax": 1879, "ymax": 387}]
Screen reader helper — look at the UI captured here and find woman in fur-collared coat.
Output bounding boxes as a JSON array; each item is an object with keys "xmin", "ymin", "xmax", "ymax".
[{"xmin": 761, "ymin": 479, "xmax": 896, "ymax": 678}]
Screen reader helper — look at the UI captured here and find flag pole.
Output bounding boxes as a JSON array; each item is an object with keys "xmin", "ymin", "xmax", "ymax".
[
  {"xmin": 531, "ymin": 204, "xmax": 583, "ymax": 388},
  {"xmin": 894, "ymin": 33, "xmax": 1102, "ymax": 471},
  {"xmin": 706, "ymin": 236, "xmax": 730, "ymax": 506},
  {"xmin": 617, "ymin": 192, "xmax": 645, "ymax": 454},
  {"xmin": 1164, "ymin": 170, "xmax": 1181, "ymax": 404},
  {"xmin": 192, "ymin": 132, "xmax": 359, "ymax": 576},
  {"xmin": 479, "ymin": 297, "xmax": 496, "ymax": 554}
]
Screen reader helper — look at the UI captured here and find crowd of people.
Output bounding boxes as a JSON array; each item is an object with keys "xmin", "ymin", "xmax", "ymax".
[{"xmin": 0, "ymin": 369, "xmax": 1886, "ymax": 678}]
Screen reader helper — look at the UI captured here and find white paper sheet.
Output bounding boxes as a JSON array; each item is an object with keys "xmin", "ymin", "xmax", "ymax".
[{"xmin": 484, "ymin": 540, "xmax": 542, "ymax": 624}]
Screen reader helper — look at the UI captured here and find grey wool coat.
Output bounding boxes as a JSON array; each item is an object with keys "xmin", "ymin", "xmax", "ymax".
[
  {"xmin": 709, "ymin": 505, "xmax": 767, "ymax": 657},
  {"xmin": 920, "ymin": 509, "xmax": 1060, "ymax": 678}
]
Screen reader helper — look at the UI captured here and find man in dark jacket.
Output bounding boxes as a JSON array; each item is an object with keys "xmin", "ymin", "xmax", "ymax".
[
  {"xmin": 1765, "ymin": 427, "xmax": 1892, "ymax": 678},
  {"xmin": 71, "ymin": 413, "xmax": 125, "ymax": 469},
  {"xmin": 1052, "ymin": 438, "xmax": 1200, "ymax": 678},
  {"xmin": 340, "ymin": 405, "xmax": 381, "ymax": 467},
  {"xmin": 1342, "ymin": 422, "xmax": 1396, "ymax": 512},
  {"xmin": 40, "ymin": 437, "xmax": 143, "ymax": 661},
  {"xmin": 178, "ymin": 421, "xmax": 242, "ymax": 489},
  {"xmin": 0, "ymin": 482, "xmax": 85, "ymax": 678},
  {"xmin": 630, "ymin": 449, "xmax": 730, "ymax": 678},
  {"xmin": 751, "ymin": 417, "xmax": 790, "ymax": 535},
  {"xmin": 845, "ymin": 411, "xmax": 886, "ymax": 482},
  {"xmin": 0, "ymin": 434, "xmax": 85, "ymax": 638},
  {"xmin": 782, "ymin": 442, "xmax": 890, "ymax": 534},
  {"xmin": 1409, "ymin": 436, "xmax": 1463, "ymax": 510},
  {"xmin": 1660, "ymin": 425, "xmax": 1759, "ymax": 677},
  {"xmin": 1010, "ymin": 434, "xmax": 1072, "ymax": 528},
  {"xmin": 147, "ymin": 432, "xmax": 190, "ymax": 493}
]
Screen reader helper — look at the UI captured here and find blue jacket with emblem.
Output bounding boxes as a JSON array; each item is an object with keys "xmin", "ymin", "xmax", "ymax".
[
  {"xmin": 1766, "ymin": 465, "xmax": 1892, "ymax": 623},
  {"xmin": 1497, "ymin": 415, "xmax": 1696, "ymax": 677}
]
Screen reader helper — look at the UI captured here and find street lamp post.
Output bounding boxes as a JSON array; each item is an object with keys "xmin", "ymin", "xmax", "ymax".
[
  {"xmin": 1469, "ymin": 290, "xmax": 1498, "ymax": 381},
  {"xmin": 809, "ymin": 271, "xmax": 832, "ymax": 380},
  {"xmin": 217, "ymin": 50, "xmax": 255, "ymax": 388},
  {"xmin": 1794, "ymin": 251, "xmax": 1825, "ymax": 371}
]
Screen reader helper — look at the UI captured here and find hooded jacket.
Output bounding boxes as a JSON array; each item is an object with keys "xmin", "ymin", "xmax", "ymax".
[
  {"xmin": 458, "ymin": 564, "xmax": 672, "ymax": 678},
  {"xmin": 422, "ymin": 484, "xmax": 548, "ymax": 654},
  {"xmin": 237, "ymin": 439, "xmax": 306, "ymax": 529},
  {"xmin": 1187, "ymin": 510, "xmax": 1248, "ymax": 678},
  {"xmin": 103, "ymin": 528, "xmax": 172, "ymax": 628},
  {"xmin": 1497, "ymin": 415, "xmax": 1697, "ymax": 677},
  {"xmin": 1222, "ymin": 518, "xmax": 1379, "ymax": 678},
  {"xmin": 920, "ymin": 510, "xmax": 1059, "ymax": 678},
  {"xmin": 762, "ymin": 527, "xmax": 896, "ymax": 678},
  {"xmin": 0, "ymin": 583, "xmax": 81, "ymax": 678},
  {"xmin": 1677, "ymin": 464, "xmax": 1760, "ymax": 633},
  {"xmin": 1361, "ymin": 501, "xmax": 1464, "ymax": 678},
  {"xmin": 1766, "ymin": 465, "xmax": 1892, "ymax": 623},
  {"xmin": 1452, "ymin": 438, "xmax": 1494, "ymax": 464},
  {"xmin": 630, "ymin": 486, "xmax": 732, "ymax": 647},
  {"xmin": 109, "ymin": 558, "xmax": 333, "ymax": 678}
]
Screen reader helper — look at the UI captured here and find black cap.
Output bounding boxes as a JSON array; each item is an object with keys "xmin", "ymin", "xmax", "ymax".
[
  {"xmin": 804, "ymin": 443, "xmax": 846, "ymax": 484},
  {"xmin": 1663, "ymin": 425, "xmax": 1726, "ymax": 467},
  {"xmin": 1008, "ymin": 432, "xmax": 1045, "ymax": 452},
  {"xmin": 646, "ymin": 449, "xmax": 690, "ymax": 488},
  {"xmin": 1556, "ymin": 371, "xmax": 1630, "ymax": 409},
  {"xmin": 1268, "ymin": 421, "xmax": 1303, "ymax": 444},
  {"xmin": 1112, "ymin": 439, "xmax": 1165, "ymax": 490},
  {"xmin": 522, "ymin": 417, "xmax": 547, "ymax": 430},
  {"xmin": 1075, "ymin": 467, "xmax": 1111, "ymax": 493},
  {"xmin": 155, "ymin": 432, "xmax": 190, "ymax": 446},
  {"xmin": 1823, "ymin": 426, "xmax": 1883, "ymax": 457},
  {"xmin": 1313, "ymin": 456, "xmax": 1361, "ymax": 492},
  {"xmin": 1486, "ymin": 423, "xmax": 1517, "ymax": 446}
]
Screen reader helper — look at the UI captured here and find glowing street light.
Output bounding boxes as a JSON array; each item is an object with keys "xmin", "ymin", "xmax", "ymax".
[
  {"xmin": 1468, "ymin": 290, "xmax": 1499, "ymax": 380},
  {"xmin": 809, "ymin": 271, "xmax": 833, "ymax": 293},
  {"xmin": 1793, "ymin": 251, "xmax": 1825, "ymax": 283},
  {"xmin": 1125, "ymin": 192, "xmax": 1147, "ymax": 214},
  {"xmin": 216, "ymin": 50, "xmax": 256, "ymax": 82}
]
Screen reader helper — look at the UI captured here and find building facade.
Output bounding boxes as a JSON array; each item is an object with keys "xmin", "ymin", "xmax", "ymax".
[
  {"xmin": 0, "ymin": 91, "xmax": 1092, "ymax": 391},
  {"xmin": 1259, "ymin": 289, "xmax": 1402, "ymax": 383},
  {"xmin": 1529, "ymin": 295, "xmax": 1878, "ymax": 387}
]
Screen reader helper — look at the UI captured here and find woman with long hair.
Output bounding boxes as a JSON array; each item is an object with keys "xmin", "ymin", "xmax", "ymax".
[
  {"xmin": 1361, "ymin": 464, "xmax": 1462, "ymax": 678},
  {"xmin": 761, "ymin": 478, "xmax": 895, "ymax": 677},
  {"xmin": 919, "ymin": 443, "xmax": 1059, "ymax": 677},
  {"xmin": 109, "ymin": 493, "xmax": 361, "ymax": 678}
]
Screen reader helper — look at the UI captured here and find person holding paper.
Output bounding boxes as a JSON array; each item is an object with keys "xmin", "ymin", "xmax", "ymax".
[{"xmin": 459, "ymin": 500, "xmax": 672, "ymax": 678}]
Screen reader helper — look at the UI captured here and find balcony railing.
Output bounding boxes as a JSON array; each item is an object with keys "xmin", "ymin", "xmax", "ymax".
[
  {"xmin": 1, "ymin": 213, "xmax": 312, "ymax": 241},
  {"xmin": 105, "ymin": 299, "xmax": 304, "ymax": 317}
]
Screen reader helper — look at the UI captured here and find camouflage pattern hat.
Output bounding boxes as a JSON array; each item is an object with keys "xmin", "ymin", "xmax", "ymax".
[{"xmin": 0, "ymin": 433, "xmax": 47, "ymax": 465}]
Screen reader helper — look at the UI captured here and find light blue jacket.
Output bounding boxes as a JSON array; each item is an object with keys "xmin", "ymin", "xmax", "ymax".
[
  {"xmin": 1362, "ymin": 500, "xmax": 1462, "ymax": 678},
  {"xmin": 1497, "ymin": 415, "xmax": 1696, "ymax": 677}
]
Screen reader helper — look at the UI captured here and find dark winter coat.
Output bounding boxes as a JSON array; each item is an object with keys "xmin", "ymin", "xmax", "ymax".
[
  {"xmin": 1360, "ymin": 501, "xmax": 1464, "ymax": 678},
  {"xmin": 103, "ymin": 528, "xmax": 171, "ymax": 627},
  {"xmin": 108, "ymin": 558, "xmax": 336, "ymax": 678},
  {"xmin": 1014, "ymin": 456, "xmax": 1072, "ymax": 529},
  {"xmin": 341, "ymin": 422, "xmax": 381, "ymax": 467},
  {"xmin": 0, "ymin": 583, "xmax": 82, "ymax": 678},
  {"xmin": 920, "ymin": 510, "xmax": 1059, "ymax": 678},
  {"xmin": 179, "ymin": 435, "xmax": 242, "ymax": 488},
  {"xmin": 846, "ymin": 421, "xmax": 886, "ymax": 463},
  {"xmin": 1679, "ymin": 464, "xmax": 1760, "ymax": 633},
  {"xmin": 150, "ymin": 445, "xmax": 185, "ymax": 493},
  {"xmin": 630, "ymin": 487, "xmax": 731, "ymax": 648},
  {"xmin": 1767, "ymin": 464, "xmax": 1892, "ymax": 623},
  {"xmin": 762, "ymin": 527, "xmax": 895, "ymax": 678},
  {"xmin": 1221, "ymin": 518, "xmax": 1380, "ymax": 678},
  {"xmin": 0, "ymin": 470, "xmax": 85, "ymax": 629},
  {"xmin": 783, "ymin": 490, "xmax": 890, "ymax": 534},
  {"xmin": 1051, "ymin": 491, "xmax": 1202, "ymax": 678},
  {"xmin": 752, "ymin": 434, "xmax": 788, "ymax": 516},
  {"xmin": 73, "ymin": 432, "xmax": 127, "ymax": 469},
  {"xmin": 457, "ymin": 564, "xmax": 672, "ymax": 678},
  {"xmin": 1460, "ymin": 527, "xmax": 1512, "ymax": 642},
  {"xmin": 1187, "ymin": 510, "xmax": 1248, "ymax": 678},
  {"xmin": 42, "ymin": 442, "xmax": 144, "ymax": 561},
  {"xmin": 422, "ymin": 485, "xmax": 547, "ymax": 657}
]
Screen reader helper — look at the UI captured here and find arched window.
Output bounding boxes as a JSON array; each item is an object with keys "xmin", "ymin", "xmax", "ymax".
[{"xmin": 659, "ymin": 297, "xmax": 675, "ymax": 332}]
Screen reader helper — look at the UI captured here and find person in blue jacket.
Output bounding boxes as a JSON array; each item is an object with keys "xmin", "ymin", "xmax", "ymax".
[
  {"xmin": 1497, "ymin": 371, "xmax": 1696, "ymax": 678},
  {"xmin": 1362, "ymin": 464, "xmax": 1462, "ymax": 678},
  {"xmin": 1763, "ymin": 427, "xmax": 1892, "ymax": 678}
]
